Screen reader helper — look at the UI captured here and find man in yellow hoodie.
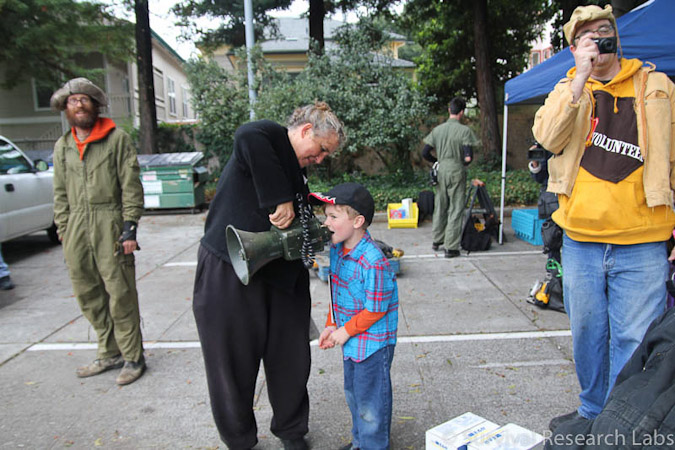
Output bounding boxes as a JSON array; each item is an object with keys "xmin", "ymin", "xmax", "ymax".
[{"xmin": 533, "ymin": 5, "xmax": 675, "ymax": 431}]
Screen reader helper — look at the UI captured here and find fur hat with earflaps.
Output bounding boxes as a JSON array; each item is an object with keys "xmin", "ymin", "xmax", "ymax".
[
  {"xmin": 563, "ymin": 4, "xmax": 619, "ymax": 46},
  {"xmin": 50, "ymin": 77, "xmax": 108, "ymax": 112}
]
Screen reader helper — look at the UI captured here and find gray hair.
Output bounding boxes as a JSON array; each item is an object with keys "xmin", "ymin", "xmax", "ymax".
[{"xmin": 287, "ymin": 101, "xmax": 346, "ymax": 149}]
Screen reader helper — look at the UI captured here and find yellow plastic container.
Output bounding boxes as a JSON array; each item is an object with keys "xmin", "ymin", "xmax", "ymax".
[{"xmin": 387, "ymin": 203, "xmax": 419, "ymax": 229}]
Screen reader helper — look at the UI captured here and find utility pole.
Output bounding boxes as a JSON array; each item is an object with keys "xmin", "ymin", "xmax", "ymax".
[{"xmin": 244, "ymin": 0, "xmax": 256, "ymax": 120}]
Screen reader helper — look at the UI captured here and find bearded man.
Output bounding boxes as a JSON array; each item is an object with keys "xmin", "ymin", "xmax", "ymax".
[{"xmin": 51, "ymin": 78, "xmax": 146, "ymax": 386}]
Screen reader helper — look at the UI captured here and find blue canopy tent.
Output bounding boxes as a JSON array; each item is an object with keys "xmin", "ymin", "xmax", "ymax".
[{"xmin": 497, "ymin": 0, "xmax": 675, "ymax": 242}]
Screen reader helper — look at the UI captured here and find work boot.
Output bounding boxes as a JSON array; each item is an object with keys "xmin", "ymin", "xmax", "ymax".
[
  {"xmin": 445, "ymin": 249, "xmax": 460, "ymax": 258},
  {"xmin": 432, "ymin": 242, "xmax": 443, "ymax": 251},
  {"xmin": 76, "ymin": 355, "xmax": 124, "ymax": 378},
  {"xmin": 0, "ymin": 275, "xmax": 14, "ymax": 290},
  {"xmin": 116, "ymin": 358, "xmax": 146, "ymax": 385}
]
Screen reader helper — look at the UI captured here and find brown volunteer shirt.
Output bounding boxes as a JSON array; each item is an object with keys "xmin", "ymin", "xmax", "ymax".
[{"xmin": 580, "ymin": 90, "xmax": 642, "ymax": 183}]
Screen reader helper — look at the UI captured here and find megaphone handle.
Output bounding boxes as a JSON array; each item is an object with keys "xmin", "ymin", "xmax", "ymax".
[
  {"xmin": 296, "ymin": 193, "xmax": 316, "ymax": 269},
  {"xmin": 328, "ymin": 277, "xmax": 336, "ymax": 325}
]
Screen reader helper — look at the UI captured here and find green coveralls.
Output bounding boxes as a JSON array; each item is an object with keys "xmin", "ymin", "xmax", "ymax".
[
  {"xmin": 53, "ymin": 127, "xmax": 145, "ymax": 362},
  {"xmin": 423, "ymin": 118, "xmax": 479, "ymax": 251}
]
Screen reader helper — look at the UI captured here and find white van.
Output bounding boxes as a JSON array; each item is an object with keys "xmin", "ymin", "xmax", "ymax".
[{"xmin": 0, "ymin": 135, "xmax": 58, "ymax": 243}]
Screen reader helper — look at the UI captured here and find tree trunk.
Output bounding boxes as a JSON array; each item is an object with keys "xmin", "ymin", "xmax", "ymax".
[
  {"xmin": 471, "ymin": 0, "xmax": 501, "ymax": 160},
  {"xmin": 308, "ymin": 0, "xmax": 325, "ymax": 54},
  {"xmin": 135, "ymin": 0, "xmax": 157, "ymax": 154}
]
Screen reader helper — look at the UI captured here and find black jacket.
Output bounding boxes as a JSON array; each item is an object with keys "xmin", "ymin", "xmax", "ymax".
[
  {"xmin": 201, "ymin": 120, "xmax": 309, "ymax": 290},
  {"xmin": 547, "ymin": 307, "xmax": 675, "ymax": 449}
]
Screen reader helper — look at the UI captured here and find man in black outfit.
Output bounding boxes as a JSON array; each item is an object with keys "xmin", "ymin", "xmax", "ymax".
[{"xmin": 193, "ymin": 102, "xmax": 345, "ymax": 450}]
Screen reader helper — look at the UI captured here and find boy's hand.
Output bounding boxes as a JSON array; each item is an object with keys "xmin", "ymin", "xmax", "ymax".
[
  {"xmin": 319, "ymin": 326, "xmax": 337, "ymax": 349},
  {"xmin": 328, "ymin": 327, "xmax": 350, "ymax": 346}
]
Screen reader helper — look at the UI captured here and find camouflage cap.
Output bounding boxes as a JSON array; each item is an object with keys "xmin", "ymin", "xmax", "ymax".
[
  {"xmin": 563, "ymin": 4, "xmax": 618, "ymax": 46},
  {"xmin": 50, "ymin": 77, "xmax": 108, "ymax": 112}
]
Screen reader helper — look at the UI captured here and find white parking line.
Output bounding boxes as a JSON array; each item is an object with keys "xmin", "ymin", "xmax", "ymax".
[
  {"xmin": 402, "ymin": 250, "xmax": 542, "ymax": 260},
  {"xmin": 164, "ymin": 262, "xmax": 197, "ymax": 267},
  {"xmin": 27, "ymin": 330, "xmax": 570, "ymax": 352},
  {"xmin": 162, "ymin": 251, "xmax": 543, "ymax": 268},
  {"xmin": 471, "ymin": 359, "xmax": 573, "ymax": 369}
]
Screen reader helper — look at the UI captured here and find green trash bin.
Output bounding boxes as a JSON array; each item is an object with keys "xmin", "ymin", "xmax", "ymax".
[{"xmin": 137, "ymin": 152, "xmax": 208, "ymax": 212}]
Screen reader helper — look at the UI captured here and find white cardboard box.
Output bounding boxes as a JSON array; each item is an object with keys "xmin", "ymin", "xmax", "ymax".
[
  {"xmin": 426, "ymin": 412, "xmax": 500, "ymax": 450},
  {"xmin": 466, "ymin": 423, "xmax": 544, "ymax": 450}
]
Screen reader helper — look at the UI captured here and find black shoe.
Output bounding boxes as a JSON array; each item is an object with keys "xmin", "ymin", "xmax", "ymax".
[
  {"xmin": 548, "ymin": 411, "xmax": 587, "ymax": 432},
  {"xmin": 432, "ymin": 242, "xmax": 443, "ymax": 251},
  {"xmin": 0, "ymin": 275, "xmax": 14, "ymax": 290},
  {"xmin": 444, "ymin": 249, "xmax": 460, "ymax": 258},
  {"xmin": 281, "ymin": 437, "xmax": 309, "ymax": 450}
]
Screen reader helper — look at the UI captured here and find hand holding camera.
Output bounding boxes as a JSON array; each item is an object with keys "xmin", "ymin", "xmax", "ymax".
[{"xmin": 592, "ymin": 37, "xmax": 617, "ymax": 54}]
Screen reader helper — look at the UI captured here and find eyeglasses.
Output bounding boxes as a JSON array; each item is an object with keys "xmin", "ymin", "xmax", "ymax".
[
  {"xmin": 573, "ymin": 24, "xmax": 614, "ymax": 45},
  {"xmin": 67, "ymin": 97, "xmax": 92, "ymax": 106}
]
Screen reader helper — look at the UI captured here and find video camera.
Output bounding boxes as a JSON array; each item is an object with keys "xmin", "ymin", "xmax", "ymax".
[
  {"xmin": 527, "ymin": 142, "xmax": 549, "ymax": 162},
  {"xmin": 592, "ymin": 36, "xmax": 617, "ymax": 54}
]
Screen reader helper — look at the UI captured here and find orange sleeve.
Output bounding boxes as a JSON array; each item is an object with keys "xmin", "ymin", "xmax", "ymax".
[
  {"xmin": 344, "ymin": 310, "xmax": 386, "ymax": 336},
  {"xmin": 325, "ymin": 310, "xmax": 336, "ymax": 328}
]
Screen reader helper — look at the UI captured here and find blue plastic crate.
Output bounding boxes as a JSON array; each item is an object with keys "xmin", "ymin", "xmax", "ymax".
[{"xmin": 511, "ymin": 209, "xmax": 545, "ymax": 246}]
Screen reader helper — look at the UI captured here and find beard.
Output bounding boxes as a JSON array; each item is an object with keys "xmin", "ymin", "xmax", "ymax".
[{"xmin": 65, "ymin": 104, "xmax": 99, "ymax": 129}]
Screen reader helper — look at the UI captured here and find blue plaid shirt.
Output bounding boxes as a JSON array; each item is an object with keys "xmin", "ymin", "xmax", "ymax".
[{"xmin": 330, "ymin": 231, "xmax": 398, "ymax": 362}]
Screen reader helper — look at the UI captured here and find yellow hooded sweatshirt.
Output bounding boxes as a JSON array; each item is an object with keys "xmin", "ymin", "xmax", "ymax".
[{"xmin": 552, "ymin": 59, "xmax": 675, "ymax": 244}]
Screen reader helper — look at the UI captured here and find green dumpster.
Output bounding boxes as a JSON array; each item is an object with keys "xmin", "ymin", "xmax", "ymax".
[{"xmin": 137, "ymin": 152, "xmax": 208, "ymax": 212}]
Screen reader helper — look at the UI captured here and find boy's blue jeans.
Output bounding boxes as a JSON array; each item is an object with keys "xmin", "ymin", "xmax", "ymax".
[
  {"xmin": 562, "ymin": 235, "xmax": 667, "ymax": 419},
  {"xmin": 343, "ymin": 345, "xmax": 395, "ymax": 450}
]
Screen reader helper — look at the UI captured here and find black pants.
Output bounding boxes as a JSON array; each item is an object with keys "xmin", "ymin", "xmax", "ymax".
[{"xmin": 193, "ymin": 245, "xmax": 311, "ymax": 449}]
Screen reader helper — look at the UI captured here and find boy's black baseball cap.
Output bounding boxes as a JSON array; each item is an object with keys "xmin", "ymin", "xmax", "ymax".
[{"xmin": 309, "ymin": 182, "xmax": 375, "ymax": 225}]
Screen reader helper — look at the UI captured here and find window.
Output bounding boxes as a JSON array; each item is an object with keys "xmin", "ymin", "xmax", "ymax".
[
  {"xmin": 0, "ymin": 138, "xmax": 31, "ymax": 175},
  {"xmin": 167, "ymin": 77, "xmax": 176, "ymax": 116},
  {"xmin": 153, "ymin": 67, "xmax": 165, "ymax": 101},
  {"xmin": 530, "ymin": 51, "xmax": 540, "ymax": 67},
  {"xmin": 182, "ymin": 86, "xmax": 190, "ymax": 117},
  {"xmin": 32, "ymin": 79, "xmax": 58, "ymax": 110}
]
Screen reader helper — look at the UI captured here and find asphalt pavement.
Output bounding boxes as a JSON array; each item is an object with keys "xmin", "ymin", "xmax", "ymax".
[{"xmin": 0, "ymin": 211, "xmax": 577, "ymax": 449}]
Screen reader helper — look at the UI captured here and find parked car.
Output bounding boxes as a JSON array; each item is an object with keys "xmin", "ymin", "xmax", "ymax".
[{"xmin": 0, "ymin": 135, "xmax": 58, "ymax": 243}]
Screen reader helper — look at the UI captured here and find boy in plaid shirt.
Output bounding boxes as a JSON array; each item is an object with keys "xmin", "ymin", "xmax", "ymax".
[{"xmin": 309, "ymin": 183, "xmax": 398, "ymax": 450}]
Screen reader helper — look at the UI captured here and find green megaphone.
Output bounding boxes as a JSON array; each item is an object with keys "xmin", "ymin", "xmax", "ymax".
[{"xmin": 226, "ymin": 217, "xmax": 332, "ymax": 285}]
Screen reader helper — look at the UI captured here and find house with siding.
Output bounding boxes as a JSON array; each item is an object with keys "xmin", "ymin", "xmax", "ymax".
[
  {"xmin": 0, "ymin": 30, "xmax": 195, "ymax": 152},
  {"xmin": 209, "ymin": 17, "xmax": 415, "ymax": 77}
]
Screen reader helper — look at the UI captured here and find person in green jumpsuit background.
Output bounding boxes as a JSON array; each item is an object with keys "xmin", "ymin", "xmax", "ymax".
[
  {"xmin": 51, "ymin": 78, "xmax": 146, "ymax": 386},
  {"xmin": 422, "ymin": 97, "xmax": 480, "ymax": 258}
]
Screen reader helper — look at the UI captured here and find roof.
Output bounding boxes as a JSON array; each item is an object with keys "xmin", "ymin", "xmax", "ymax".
[
  {"xmin": 151, "ymin": 29, "xmax": 185, "ymax": 64},
  {"xmin": 261, "ymin": 17, "xmax": 407, "ymax": 54}
]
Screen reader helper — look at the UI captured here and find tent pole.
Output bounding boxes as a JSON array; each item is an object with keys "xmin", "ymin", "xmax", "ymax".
[{"xmin": 499, "ymin": 103, "xmax": 508, "ymax": 244}]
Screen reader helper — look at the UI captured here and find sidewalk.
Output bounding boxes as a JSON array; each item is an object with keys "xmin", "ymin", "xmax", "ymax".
[{"xmin": 0, "ymin": 212, "xmax": 576, "ymax": 449}]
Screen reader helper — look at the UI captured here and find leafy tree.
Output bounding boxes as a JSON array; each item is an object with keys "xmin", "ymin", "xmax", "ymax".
[
  {"xmin": 401, "ymin": 0, "xmax": 555, "ymax": 158},
  {"xmin": 187, "ymin": 19, "xmax": 433, "ymax": 175},
  {"xmin": 255, "ymin": 18, "xmax": 435, "ymax": 173},
  {"xmin": 184, "ymin": 57, "xmax": 250, "ymax": 168},
  {"xmin": 0, "ymin": 0, "xmax": 134, "ymax": 89},
  {"xmin": 172, "ymin": 0, "xmax": 400, "ymax": 55}
]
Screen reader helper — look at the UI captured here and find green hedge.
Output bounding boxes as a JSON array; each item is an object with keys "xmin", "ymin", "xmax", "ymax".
[
  {"xmin": 205, "ymin": 169, "xmax": 540, "ymax": 209},
  {"xmin": 308, "ymin": 168, "xmax": 540, "ymax": 211}
]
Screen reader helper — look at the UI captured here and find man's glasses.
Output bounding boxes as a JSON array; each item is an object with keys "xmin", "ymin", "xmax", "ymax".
[
  {"xmin": 573, "ymin": 24, "xmax": 614, "ymax": 45},
  {"xmin": 67, "ymin": 97, "xmax": 92, "ymax": 106}
]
